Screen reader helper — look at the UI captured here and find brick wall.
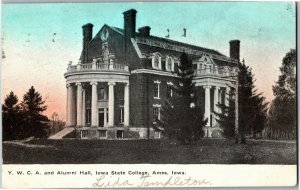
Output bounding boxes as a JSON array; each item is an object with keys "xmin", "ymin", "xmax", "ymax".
[{"xmin": 129, "ymin": 72, "xmax": 179, "ymax": 128}]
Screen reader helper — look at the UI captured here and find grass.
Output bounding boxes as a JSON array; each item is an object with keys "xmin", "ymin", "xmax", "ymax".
[{"xmin": 2, "ymin": 138, "xmax": 297, "ymax": 164}]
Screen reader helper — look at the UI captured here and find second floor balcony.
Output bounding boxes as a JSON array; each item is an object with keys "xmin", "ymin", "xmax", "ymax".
[
  {"xmin": 66, "ymin": 59, "xmax": 129, "ymax": 74},
  {"xmin": 194, "ymin": 65, "xmax": 238, "ymax": 78}
]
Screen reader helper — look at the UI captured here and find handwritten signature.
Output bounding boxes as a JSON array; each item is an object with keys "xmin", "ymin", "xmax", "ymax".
[{"xmin": 93, "ymin": 175, "xmax": 212, "ymax": 188}]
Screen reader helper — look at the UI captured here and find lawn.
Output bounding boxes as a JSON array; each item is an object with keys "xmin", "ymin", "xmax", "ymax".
[{"xmin": 2, "ymin": 139, "xmax": 297, "ymax": 164}]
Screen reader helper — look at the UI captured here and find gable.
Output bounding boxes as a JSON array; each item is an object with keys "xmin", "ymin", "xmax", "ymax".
[
  {"xmin": 193, "ymin": 54, "xmax": 215, "ymax": 65},
  {"xmin": 91, "ymin": 24, "xmax": 124, "ymax": 44},
  {"xmin": 80, "ymin": 24, "xmax": 125, "ymax": 62}
]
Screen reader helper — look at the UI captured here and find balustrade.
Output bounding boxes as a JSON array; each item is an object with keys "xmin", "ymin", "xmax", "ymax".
[
  {"xmin": 194, "ymin": 66, "xmax": 235, "ymax": 77},
  {"xmin": 67, "ymin": 61, "xmax": 129, "ymax": 72}
]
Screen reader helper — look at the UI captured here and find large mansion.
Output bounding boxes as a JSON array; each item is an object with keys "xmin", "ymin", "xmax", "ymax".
[{"xmin": 64, "ymin": 9, "xmax": 239, "ymax": 139}]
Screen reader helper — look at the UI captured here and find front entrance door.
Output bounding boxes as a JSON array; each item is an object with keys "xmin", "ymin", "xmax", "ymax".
[
  {"xmin": 98, "ymin": 112, "xmax": 104, "ymax": 127},
  {"xmin": 98, "ymin": 108, "xmax": 104, "ymax": 127}
]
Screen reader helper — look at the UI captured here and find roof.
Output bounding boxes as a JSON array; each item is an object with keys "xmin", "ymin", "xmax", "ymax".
[
  {"xmin": 109, "ymin": 26, "xmax": 225, "ymax": 57},
  {"xmin": 90, "ymin": 25, "xmax": 237, "ymax": 65},
  {"xmin": 111, "ymin": 26, "xmax": 124, "ymax": 34},
  {"xmin": 136, "ymin": 33, "xmax": 224, "ymax": 57}
]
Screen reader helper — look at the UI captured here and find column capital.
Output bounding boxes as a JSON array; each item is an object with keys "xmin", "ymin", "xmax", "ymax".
[
  {"xmin": 76, "ymin": 82, "xmax": 82, "ymax": 86},
  {"xmin": 215, "ymin": 86, "xmax": 220, "ymax": 90},
  {"xmin": 66, "ymin": 83, "xmax": 72, "ymax": 88},
  {"xmin": 125, "ymin": 82, "xmax": 129, "ymax": 86},
  {"xmin": 108, "ymin": 82, "xmax": 116, "ymax": 86},
  {"xmin": 90, "ymin": 81, "xmax": 98, "ymax": 86},
  {"xmin": 203, "ymin": 85, "xmax": 211, "ymax": 89}
]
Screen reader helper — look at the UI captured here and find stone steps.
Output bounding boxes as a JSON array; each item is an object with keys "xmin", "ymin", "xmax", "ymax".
[{"xmin": 49, "ymin": 127, "xmax": 75, "ymax": 139}]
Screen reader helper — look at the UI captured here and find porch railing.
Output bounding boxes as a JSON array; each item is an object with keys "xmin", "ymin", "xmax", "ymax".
[{"xmin": 67, "ymin": 60, "xmax": 129, "ymax": 72}]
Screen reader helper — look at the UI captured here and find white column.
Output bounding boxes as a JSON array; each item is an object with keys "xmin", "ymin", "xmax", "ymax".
[
  {"xmin": 218, "ymin": 89, "xmax": 222, "ymax": 105},
  {"xmin": 69, "ymin": 84, "xmax": 76, "ymax": 126},
  {"xmin": 225, "ymin": 87, "xmax": 230, "ymax": 107},
  {"xmin": 108, "ymin": 82, "xmax": 115, "ymax": 127},
  {"xmin": 124, "ymin": 82, "xmax": 129, "ymax": 127},
  {"xmin": 213, "ymin": 86, "xmax": 220, "ymax": 127},
  {"xmin": 204, "ymin": 85, "xmax": 211, "ymax": 127},
  {"xmin": 76, "ymin": 83, "xmax": 83, "ymax": 127},
  {"xmin": 82, "ymin": 89, "xmax": 86, "ymax": 126},
  {"xmin": 214, "ymin": 87, "xmax": 220, "ymax": 112},
  {"xmin": 66, "ymin": 83, "xmax": 71, "ymax": 126},
  {"xmin": 91, "ymin": 82, "xmax": 98, "ymax": 127}
]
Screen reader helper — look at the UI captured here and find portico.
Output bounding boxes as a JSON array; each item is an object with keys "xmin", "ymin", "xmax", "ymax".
[
  {"xmin": 198, "ymin": 84, "xmax": 233, "ymax": 138},
  {"xmin": 194, "ymin": 69, "xmax": 236, "ymax": 138},
  {"xmin": 66, "ymin": 80, "xmax": 130, "ymax": 128},
  {"xmin": 64, "ymin": 59, "xmax": 130, "ymax": 138}
]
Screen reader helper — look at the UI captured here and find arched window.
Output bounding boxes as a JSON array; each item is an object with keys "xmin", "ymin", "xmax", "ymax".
[
  {"xmin": 154, "ymin": 55, "xmax": 160, "ymax": 68},
  {"xmin": 166, "ymin": 57, "xmax": 173, "ymax": 71},
  {"xmin": 152, "ymin": 53, "xmax": 161, "ymax": 69}
]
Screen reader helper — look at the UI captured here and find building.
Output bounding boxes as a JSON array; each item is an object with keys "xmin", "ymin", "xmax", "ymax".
[{"xmin": 64, "ymin": 9, "xmax": 239, "ymax": 139}]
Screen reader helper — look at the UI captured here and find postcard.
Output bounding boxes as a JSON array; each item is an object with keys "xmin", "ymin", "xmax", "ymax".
[{"xmin": 1, "ymin": 1, "xmax": 297, "ymax": 188}]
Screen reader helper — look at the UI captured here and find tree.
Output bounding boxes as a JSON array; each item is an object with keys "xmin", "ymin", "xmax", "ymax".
[
  {"xmin": 248, "ymin": 92, "xmax": 269, "ymax": 138},
  {"xmin": 268, "ymin": 49, "xmax": 296, "ymax": 139},
  {"xmin": 21, "ymin": 86, "xmax": 49, "ymax": 138},
  {"xmin": 214, "ymin": 89, "xmax": 236, "ymax": 139},
  {"xmin": 2, "ymin": 92, "xmax": 22, "ymax": 140},
  {"xmin": 158, "ymin": 53, "xmax": 206, "ymax": 144},
  {"xmin": 216, "ymin": 60, "xmax": 268, "ymax": 143},
  {"xmin": 51, "ymin": 112, "xmax": 59, "ymax": 127}
]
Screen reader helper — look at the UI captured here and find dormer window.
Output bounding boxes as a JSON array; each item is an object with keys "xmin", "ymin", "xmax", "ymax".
[
  {"xmin": 166, "ymin": 56, "xmax": 174, "ymax": 72},
  {"xmin": 151, "ymin": 53, "xmax": 162, "ymax": 70},
  {"xmin": 154, "ymin": 55, "xmax": 159, "ymax": 67}
]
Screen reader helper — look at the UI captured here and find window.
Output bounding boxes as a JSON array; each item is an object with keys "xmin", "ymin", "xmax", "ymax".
[
  {"xmin": 190, "ymin": 102, "xmax": 195, "ymax": 108},
  {"xmin": 86, "ymin": 109, "xmax": 91, "ymax": 125},
  {"xmin": 116, "ymin": 130, "xmax": 124, "ymax": 139},
  {"xmin": 106, "ymin": 108, "xmax": 109, "ymax": 124},
  {"xmin": 154, "ymin": 131, "xmax": 161, "ymax": 139},
  {"xmin": 81, "ymin": 130, "xmax": 88, "ymax": 138},
  {"xmin": 152, "ymin": 54, "xmax": 161, "ymax": 69},
  {"xmin": 120, "ymin": 106, "xmax": 124, "ymax": 123},
  {"xmin": 154, "ymin": 55, "xmax": 159, "ymax": 67},
  {"xmin": 98, "ymin": 88, "xmax": 105, "ymax": 100},
  {"xmin": 167, "ymin": 82, "xmax": 173, "ymax": 98},
  {"xmin": 153, "ymin": 106, "xmax": 161, "ymax": 122},
  {"xmin": 154, "ymin": 83, "xmax": 160, "ymax": 99},
  {"xmin": 166, "ymin": 57, "xmax": 174, "ymax": 71},
  {"xmin": 98, "ymin": 130, "xmax": 107, "ymax": 139},
  {"xmin": 167, "ymin": 86, "xmax": 173, "ymax": 98}
]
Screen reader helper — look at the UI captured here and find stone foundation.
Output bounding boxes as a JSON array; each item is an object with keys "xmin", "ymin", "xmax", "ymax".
[{"xmin": 75, "ymin": 127, "xmax": 162, "ymax": 139}]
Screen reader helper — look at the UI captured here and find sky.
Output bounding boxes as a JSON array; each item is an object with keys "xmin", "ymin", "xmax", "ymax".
[{"xmin": 1, "ymin": 2, "xmax": 296, "ymax": 119}]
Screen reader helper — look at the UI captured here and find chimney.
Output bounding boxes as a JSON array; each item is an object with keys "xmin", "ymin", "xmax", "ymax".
[
  {"xmin": 123, "ymin": 9, "xmax": 137, "ymax": 39},
  {"xmin": 123, "ymin": 9, "xmax": 137, "ymax": 60},
  {"xmin": 138, "ymin": 26, "xmax": 151, "ymax": 37},
  {"xmin": 82, "ymin": 23, "xmax": 93, "ymax": 63},
  {"xmin": 229, "ymin": 40, "xmax": 240, "ymax": 62}
]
